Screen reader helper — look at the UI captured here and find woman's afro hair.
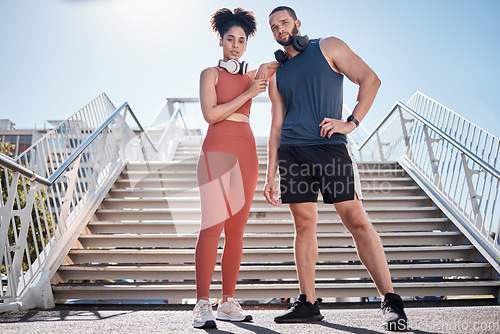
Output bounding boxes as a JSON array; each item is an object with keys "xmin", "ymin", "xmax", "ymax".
[{"xmin": 210, "ymin": 7, "xmax": 257, "ymax": 39}]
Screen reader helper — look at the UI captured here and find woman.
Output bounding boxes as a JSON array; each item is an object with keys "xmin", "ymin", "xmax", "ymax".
[{"xmin": 193, "ymin": 7, "xmax": 278, "ymax": 329}]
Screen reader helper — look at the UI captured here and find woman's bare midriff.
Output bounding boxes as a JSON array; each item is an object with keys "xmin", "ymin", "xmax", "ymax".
[{"xmin": 225, "ymin": 113, "xmax": 250, "ymax": 122}]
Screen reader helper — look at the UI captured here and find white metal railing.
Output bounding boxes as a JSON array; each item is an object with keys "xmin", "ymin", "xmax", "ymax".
[
  {"xmin": 0, "ymin": 93, "xmax": 190, "ymax": 311},
  {"xmin": 407, "ymin": 92, "xmax": 499, "ymax": 171},
  {"xmin": 357, "ymin": 92, "xmax": 500, "ymax": 273}
]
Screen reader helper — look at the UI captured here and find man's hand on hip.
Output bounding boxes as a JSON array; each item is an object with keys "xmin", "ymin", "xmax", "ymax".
[{"xmin": 319, "ymin": 117, "xmax": 356, "ymax": 137}]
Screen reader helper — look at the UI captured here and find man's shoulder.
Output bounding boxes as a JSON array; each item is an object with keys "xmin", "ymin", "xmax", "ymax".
[
  {"xmin": 318, "ymin": 36, "xmax": 344, "ymax": 47},
  {"xmin": 319, "ymin": 37, "xmax": 349, "ymax": 60}
]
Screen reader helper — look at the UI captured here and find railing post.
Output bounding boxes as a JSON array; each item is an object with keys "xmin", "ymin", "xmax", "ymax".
[
  {"xmin": 422, "ymin": 125, "xmax": 443, "ymax": 189},
  {"xmin": 0, "ymin": 172, "xmax": 20, "ymax": 299},
  {"xmin": 496, "ymin": 220, "xmax": 500, "ymax": 247},
  {"xmin": 398, "ymin": 105, "xmax": 414, "ymax": 160},
  {"xmin": 179, "ymin": 105, "xmax": 192, "ymax": 138},
  {"xmin": 167, "ymin": 100, "xmax": 176, "ymax": 118},
  {"xmin": 9, "ymin": 178, "xmax": 38, "ymax": 297},
  {"xmin": 56, "ymin": 155, "xmax": 82, "ymax": 232},
  {"xmin": 358, "ymin": 146, "xmax": 364, "ymax": 162},
  {"xmin": 460, "ymin": 154, "xmax": 484, "ymax": 229},
  {"xmin": 375, "ymin": 132, "xmax": 386, "ymax": 161},
  {"xmin": 94, "ymin": 130, "xmax": 110, "ymax": 186},
  {"xmin": 116, "ymin": 110, "xmax": 130, "ymax": 161},
  {"xmin": 2, "ymin": 245, "xmax": 14, "ymax": 301}
]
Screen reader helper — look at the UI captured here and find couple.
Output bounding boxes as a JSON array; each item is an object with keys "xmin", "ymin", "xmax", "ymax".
[{"xmin": 193, "ymin": 6, "xmax": 408, "ymax": 332}]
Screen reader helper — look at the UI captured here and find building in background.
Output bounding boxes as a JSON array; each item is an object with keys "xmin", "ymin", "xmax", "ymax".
[{"xmin": 0, "ymin": 119, "xmax": 49, "ymax": 157}]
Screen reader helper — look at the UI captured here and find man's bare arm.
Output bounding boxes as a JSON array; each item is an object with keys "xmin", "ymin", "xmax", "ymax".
[
  {"xmin": 263, "ymin": 74, "xmax": 285, "ymax": 206},
  {"xmin": 318, "ymin": 37, "xmax": 381, "ymax": 137}
]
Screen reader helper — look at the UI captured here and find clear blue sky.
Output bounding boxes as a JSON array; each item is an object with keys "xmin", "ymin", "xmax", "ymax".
[{"xmin": 1, "ymin": 0, "xmax": 499, "ymax": 138}]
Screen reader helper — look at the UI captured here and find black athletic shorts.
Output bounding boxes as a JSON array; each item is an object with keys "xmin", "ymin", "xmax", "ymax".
[{"xmin": 277, "ymin": 144, "xmax": 363, "ymax": 204}]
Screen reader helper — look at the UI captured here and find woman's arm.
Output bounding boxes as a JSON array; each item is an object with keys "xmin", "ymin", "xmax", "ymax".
[{"xmin": 199, "ymin": 67, "xmax": 267, "ymax": 125}]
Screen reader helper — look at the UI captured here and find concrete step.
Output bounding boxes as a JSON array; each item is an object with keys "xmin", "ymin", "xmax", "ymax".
[
  {"xmin": 52, "ymin": 280, "xmax": 500, "ymax": 301},
  {"xmin": 87, "ymin": 218, "xmax": 451, "ymax": 234},
  {"xmin": 107, "ymin": 185, "xmax": 424, "ymax": 198},
  {"xmin": 120, "ymin": 168, "xmax": 408, "ymax": 179},
  {"xmin": 99, "ymin": 196, "xmax": 433, "ymax": 210},
  {"xmin": 173, "ymin": 152, "xmax": 269, "ymax": 159},
  {"xmin": 174, "ymin": 147, "xmax": 268, "ymax": 153},
  {"xmin": 95, "ymin": 206, "xmax": 442, "ymax": 220},
  {"xmin": 56, "ymin": 262, "xmax": 492, "ymax": 282},
  {"xmin": 112, "ymin": 177, "xmax": 416, "ymax": 189},
  {"xmin": 77, "ymin": 231, "xmax": 465, "ymax": 249},
  {"xmin": 124, "ymin": 161, "xmax": 403, "ymax": 171},
  {"xmin": 67, "ymin": 245, "xmax": 478, "ymax": 264}
]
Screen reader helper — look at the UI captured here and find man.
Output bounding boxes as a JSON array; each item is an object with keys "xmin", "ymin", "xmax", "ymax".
[{"xmin": 263, "ymin": 6, "xmax": 408, "ymax": 331}]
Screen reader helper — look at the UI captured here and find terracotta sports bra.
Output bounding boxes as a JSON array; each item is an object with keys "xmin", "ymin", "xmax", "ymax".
[{"xmin": 215, "ymin": 66, "xmax": 252, "ymax": 117}]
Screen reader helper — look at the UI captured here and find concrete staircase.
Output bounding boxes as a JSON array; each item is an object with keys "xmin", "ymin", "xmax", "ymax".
[{"xmin": 51, "ymin": 137, "xmax": 500, "ymax": 303}]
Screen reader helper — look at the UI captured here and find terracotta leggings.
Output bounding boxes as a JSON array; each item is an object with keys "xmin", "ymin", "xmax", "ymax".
[{"xmin": 195, "ymin": 120, "xmax": 259, "ymax": 299}]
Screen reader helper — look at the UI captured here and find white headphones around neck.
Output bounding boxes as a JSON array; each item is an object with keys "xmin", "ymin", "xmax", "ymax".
[{"xmin": 218, "ymin": 59, "xmax": 248, "ymax": 75}]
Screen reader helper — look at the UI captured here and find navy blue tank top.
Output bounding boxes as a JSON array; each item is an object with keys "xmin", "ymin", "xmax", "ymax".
[{"xmin": 276, "ymin": 38, "xmax": 347, "ymax": 146}]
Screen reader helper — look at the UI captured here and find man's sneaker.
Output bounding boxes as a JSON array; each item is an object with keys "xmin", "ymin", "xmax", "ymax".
[
  {"xmin": 193, "ymin": 299, "xmax": 216, "ymax": 329},
  {"xmin": 381, "ymin": 292, "xmax": 408, "ymax": 331},
  {"xmin": 216, "ymin": 298, "xmax": 253, "ymax": 322},
  {"xmin": 274, "ymin": 294, "xmax": 324, "ymax": 323}
]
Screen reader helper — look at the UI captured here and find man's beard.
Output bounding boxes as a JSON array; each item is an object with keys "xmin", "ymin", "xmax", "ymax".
[{"xmin": 278, "ymin": 24, "xmax": 299, "ymax": 46}]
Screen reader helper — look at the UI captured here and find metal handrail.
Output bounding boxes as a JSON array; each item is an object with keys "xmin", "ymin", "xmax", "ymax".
[
  {"xmin": 359, "ymin": 101, "xmax": 500, "ymax": 180},
  {"xmin": 0, "ymin": 102, "xmax": 159, "ymax": 188},
  {"xmin": 155, "ymin": 101, "xmax": 188, "ymax": 147},
  {"xmin": 16, "ymin": 92, "xmax": 115, "ymax": 161},
  {"xmin": 124, "ymin": 105, "xmax": 158, "ymax": 150},
  {"xmin": 0, "ymin": 154, "xmax": 50, "ymax": 186}
]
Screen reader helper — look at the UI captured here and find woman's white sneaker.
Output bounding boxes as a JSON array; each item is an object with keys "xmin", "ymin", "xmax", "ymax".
[
  {"xmin": 193, "ymin": 299, "xmax": 216, "ymax": 329},
  {"xmin": 216, "ymin": 298, "xmax": 253, "ymax": 322}
]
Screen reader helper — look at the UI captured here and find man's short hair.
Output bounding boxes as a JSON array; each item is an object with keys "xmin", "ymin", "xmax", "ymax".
[{"xmin": 269, "ymin": 6, "xmax": 297, "ymax": 20}]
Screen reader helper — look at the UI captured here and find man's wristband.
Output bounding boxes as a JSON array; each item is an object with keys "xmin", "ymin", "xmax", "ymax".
[{"xmin": 347, "ymin": 115, "xmax": 359, "ymax": 127}]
